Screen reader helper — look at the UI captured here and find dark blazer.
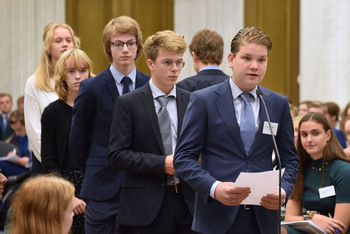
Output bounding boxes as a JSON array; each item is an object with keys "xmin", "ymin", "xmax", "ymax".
[
  {"xmin": 69, "ymin": 67, "xmax": 150, "ymax": 201},
  {"xmin": 174, "ymin": 80, "xmax": 299, "ymax": 234},
  {"xmin": 0, "ymin": 115, "xmax": 6, "ymax": 139},
  {"xmin": 41, "ymin": 100, "xmax": 74, "ymax": 173},
  {"xmin": 176, "ymin": 69, "xmax": 229, "ymax": 92},
  {"xmin": 108, "ymin": 83, "xmax": 194, "ymax": 226}
]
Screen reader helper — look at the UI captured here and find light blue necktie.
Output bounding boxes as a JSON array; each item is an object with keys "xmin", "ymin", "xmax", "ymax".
[{"xmin": 240, "ymin": 93, "xmax": 255, "ymax": 154}]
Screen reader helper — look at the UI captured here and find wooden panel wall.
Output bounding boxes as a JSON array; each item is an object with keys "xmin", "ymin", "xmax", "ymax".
[
  {"xmin": 245, "ymin": 0, "xmax": 300, "ymax": 105},
  {"xmin": 66, "ymin": 0, "xmax": 173, "ymax": 74}
]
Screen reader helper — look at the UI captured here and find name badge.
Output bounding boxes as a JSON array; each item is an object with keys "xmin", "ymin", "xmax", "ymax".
[
  {"xmin": 319, "ymin": 185, "xmax": 336, "ymax": 199},
  {"xmin": 262, "ymin": 121, "xmax": 278, "ymax": 136}
]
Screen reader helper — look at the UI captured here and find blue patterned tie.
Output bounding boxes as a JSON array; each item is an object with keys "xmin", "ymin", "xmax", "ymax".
[
  {"xmin": 240, "ymin": 93, "xmax": 255, "ymax": 154},
  {"xmin": 121, "ymin": 76, "xmax": 131, "ymax": 94}
]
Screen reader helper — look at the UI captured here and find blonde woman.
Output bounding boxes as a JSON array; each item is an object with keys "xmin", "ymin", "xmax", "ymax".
[
  {"xmin": 24, "ymin": 22, "xmax": 80, "ymax": 175},
  {"xmin": 41, "ymin": 48, "xmax": 94, "ymax": 233},
  {"xmin": 9, "ymin": 175, "xmax": 75, "ymax": 234}
]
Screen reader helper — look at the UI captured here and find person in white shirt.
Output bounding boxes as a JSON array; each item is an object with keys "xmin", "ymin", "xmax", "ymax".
[{"xmin": 24, "ymin": 22, "xmax": 80, "ymax": 175}]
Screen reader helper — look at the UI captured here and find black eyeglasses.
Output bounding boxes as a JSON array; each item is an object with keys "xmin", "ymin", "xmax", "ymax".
[{"xmin": 111, "ymin": 41, "xmax": 138, "ymax": 50}]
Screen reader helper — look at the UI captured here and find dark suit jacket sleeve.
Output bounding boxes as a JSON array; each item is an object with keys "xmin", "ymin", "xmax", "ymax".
[
  {"xmin": 41, "ymin": 103, "xmax": 60, "ymax": 173},
  {"xmin": 276, "ymin": 96, "xmax": 299, "ymax": 197},
  {"xmin": 69, "ymin": 80, "xmax": 95, "ymax": 170},
  {"xmin": 174, "ymin": 92, "xmax": 217, "ymax": 199},
  {"xmin": 108, "ymin": 95, "xmax": 165, "ymax": 178}
]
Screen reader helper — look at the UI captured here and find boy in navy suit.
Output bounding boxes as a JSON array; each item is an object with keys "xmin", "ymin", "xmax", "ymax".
[
  {"xmin": 174, "ymin": 27, "xmax": 299, "ymax": 234},
  {"xmin": 69, "ymin": 16, "xmax": 150, "ymax": 234}
]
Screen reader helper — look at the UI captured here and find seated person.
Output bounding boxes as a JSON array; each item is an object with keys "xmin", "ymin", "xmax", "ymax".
[
  {"xmin": 0, "ymin": 109, "xmax": 30, "ymax": 177},
  {"xmin": 282, "ymin": 112, "xmax": 350, "ymax": 234}
]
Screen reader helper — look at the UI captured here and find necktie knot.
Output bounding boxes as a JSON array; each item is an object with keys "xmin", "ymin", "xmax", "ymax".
[
  {"xmin": 157, "ymin": 95, "xmax": 174, "ymax": 108},
  {"xmin": 121, "ymin": 76, "xmax": 131, "ymax": 94},
  {"xmin": 240, "ymin": 92, "xmax": 253, "ymax": 104}
]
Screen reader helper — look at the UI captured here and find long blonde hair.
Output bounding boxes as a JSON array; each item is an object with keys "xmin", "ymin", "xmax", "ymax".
[
  {"xmin": 35, "ymin": 22, "xmax": 80, "ymax": 92},
  {"xmin": 55, "ymin": 48, "xmax": 94, "ymax": 101},
  {"xmin": 9, "ymin": 175, "xmax": 75, "ymax": 234}
]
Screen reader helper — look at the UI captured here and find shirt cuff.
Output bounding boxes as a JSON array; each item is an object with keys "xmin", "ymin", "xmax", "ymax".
[{"xmin": 210, "ymin": 180, "xmax": 221, "ymax": 199}]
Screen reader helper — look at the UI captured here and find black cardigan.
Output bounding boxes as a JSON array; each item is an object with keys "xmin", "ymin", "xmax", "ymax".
[{"xmin": 41, "ymin": 99, "xmax": 79, "ymax": 174}]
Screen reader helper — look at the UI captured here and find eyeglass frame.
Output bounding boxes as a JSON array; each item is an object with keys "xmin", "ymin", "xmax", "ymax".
[
  {"xmin": 159, "ymin": 59, "xmax": 185, "ymax": 68},
  {"xmin": 111, "ymin": 40, "xmax": 138, "ymax": 50}
]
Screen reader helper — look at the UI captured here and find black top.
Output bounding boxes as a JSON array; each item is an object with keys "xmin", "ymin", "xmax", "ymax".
[{"xmin": 41, "ymin": 99, "xmax": 79, "ymax": 173}]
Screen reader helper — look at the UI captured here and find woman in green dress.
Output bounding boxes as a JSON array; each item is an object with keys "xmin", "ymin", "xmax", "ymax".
[{"xmin": 282, "ymin": 112, "xmax": 350, "ymax": 234}]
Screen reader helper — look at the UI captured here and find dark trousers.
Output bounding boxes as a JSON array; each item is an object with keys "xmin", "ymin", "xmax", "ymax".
[
  {"xmin": 226, "ymin": 205, "xmax": 261, "ymax": 234},
  {"xmin": 120, "ymin": 186, "xmax": 196, "ymax": 234},
  {"xmin": 85, "ymin": 192, "xmax": 120, "ymax": 234}
]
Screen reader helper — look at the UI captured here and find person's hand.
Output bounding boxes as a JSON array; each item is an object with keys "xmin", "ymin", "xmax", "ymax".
[
  {"xmin": 344, "ymin": 146, "xmax": 350, "ymax": 159},
  {"xmin": 312, "ymin": 214, "xmax": 346, "ymax": 234},
  {"xmin": 13, "ymin": 157, "xmax": 29, "ymax": 167},
  {"xmin": 260, "ymin": 188, "xmax": 286, "ymax": 210},
  {"xmin": 164, "ymin": 154, "xmax": 175, "ymax": 175},
  {"xmin": 214, "ymin": 182, "xmax": 250, "ymax": 206},
  {"xmin": 73, "ymin": 197, "xmax": 86, "ymax": 215}
]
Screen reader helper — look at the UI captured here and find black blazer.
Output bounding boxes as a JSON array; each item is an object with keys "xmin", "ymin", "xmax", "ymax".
[
  {"xmin": 108, "ymin": 83, "xmax": 194, "ymax": 226},
  {"xmin": 176, "ymin": 69, "xmax": 229, "ymax": 92},
  {"xmin": 41, "ymin": 99, "xmax": 74, "ymax": 173}
]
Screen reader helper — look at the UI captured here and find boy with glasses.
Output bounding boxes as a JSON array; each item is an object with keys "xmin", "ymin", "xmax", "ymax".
[
  {"xmin": 69, "ymin": 16, "xmax": 150, "ymax": 234},
  {"xmin": 108, "ymin": 30, "xmax": 196, "ymax": 233}
]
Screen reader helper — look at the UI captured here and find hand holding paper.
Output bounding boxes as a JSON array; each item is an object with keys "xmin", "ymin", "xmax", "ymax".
[
  {"xmin": 215, "ymin": 182, "xmax": 250, "ymax": 206},
  {"xmin": 234, "ymin": 169, "xmax": 285, "ymax": 206}
]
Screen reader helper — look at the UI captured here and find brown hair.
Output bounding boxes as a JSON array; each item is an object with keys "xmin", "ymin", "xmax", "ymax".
[
  {"xmin": 189, "ymin": 29, "xmax": 224, "ymax": 65},
  {"xmin": 102, "ymin": 16, "xmax": 143, "ymax": 63},
  {"xmin": 230, "ymin": 26, "xmax": 272, "ymax": 56},
  {"xmin": 8, "ymin": 109, "xmax": 25, "ymax": 126}
]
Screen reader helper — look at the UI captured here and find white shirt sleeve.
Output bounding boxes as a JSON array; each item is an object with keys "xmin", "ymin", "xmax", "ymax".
[{"xmin": 24, "ymin": 75, "xmax": 58, "ymax": 161}]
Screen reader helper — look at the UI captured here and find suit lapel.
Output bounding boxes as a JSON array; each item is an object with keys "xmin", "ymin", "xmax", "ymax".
[
  {"xmin": 139, "ymin": 84, "xmax": 165, "ymax": 154},
  {"xmin": 214, "ymin": 80, "xmax": 246, "ymax": 156},
  {"xmin": 252, "ymin": 87, "xmax": 271, "ymax": 151},
  {"xmin": 176, "ymin": 88, "xmax": 187, "ymax": 135},
  {"xmin": 103, "ymin": 68, "xmax": 120, "ymax": 102}
]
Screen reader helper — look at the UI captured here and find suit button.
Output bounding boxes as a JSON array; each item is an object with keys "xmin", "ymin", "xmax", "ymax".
[{"xmin": 161, "ymin": 182, "xmax": 165, "ymax": 187}]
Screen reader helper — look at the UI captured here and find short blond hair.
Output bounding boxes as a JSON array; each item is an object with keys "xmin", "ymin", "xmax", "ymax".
[
  {"xmin": 35, "ymin": 22, "xmax": 80, "ymax": 92},
  {"xmin": 102, "ymin": 16, "xmax": 143, "ymax": 63},
  {"xmin": 54, "ymin": 48, "xmax": 94, "ymax": 101},
  {"xmin": 9, "ymin": 175, "xmax": 75, "ymax": 234},
  {"xmin": 143, "ymin": 30, "xmax": 187, "ymax": 61}
]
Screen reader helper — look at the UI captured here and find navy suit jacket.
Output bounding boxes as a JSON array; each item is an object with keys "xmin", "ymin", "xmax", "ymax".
[
  {"xmin": 176, "ymin": 69, "xmax": 229, "ymax": 92},
  {"xmin": 174, "ymin": 80, "xmax": 299, "ymax": 234},
  {"xmin": 108, "ymin": 83, "xmax": 194, "ymax": 226},
  {"xmin": 69, "ymin": 66, "xmax": 150, "ymax": 201}
]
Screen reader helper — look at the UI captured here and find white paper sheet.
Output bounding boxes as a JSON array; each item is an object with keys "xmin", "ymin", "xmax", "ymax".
[{"xmin": 234, "ymin": 168, "xmax": 285, "ymax": 205}]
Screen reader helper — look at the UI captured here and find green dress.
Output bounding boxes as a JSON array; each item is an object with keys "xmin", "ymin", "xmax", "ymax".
[{"xmin": 285, "ymin": 158, "xmax": 350, "ymax": 234}]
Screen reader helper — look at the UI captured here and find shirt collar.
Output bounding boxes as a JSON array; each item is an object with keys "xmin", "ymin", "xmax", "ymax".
[
  {"xmin": 149, "ymin": 78, "xmax": 177, "ymax": 99},
  {"xmin": 229, "ymin": 77, "xmax": 258, "ymax": 100},
  {"xmin": 109, "ymin": 65, "xmax": 136, "ymax": 84},
  {"xmin": 199, "ymin": 65, "xmax": 220, "ymax": 72}
]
